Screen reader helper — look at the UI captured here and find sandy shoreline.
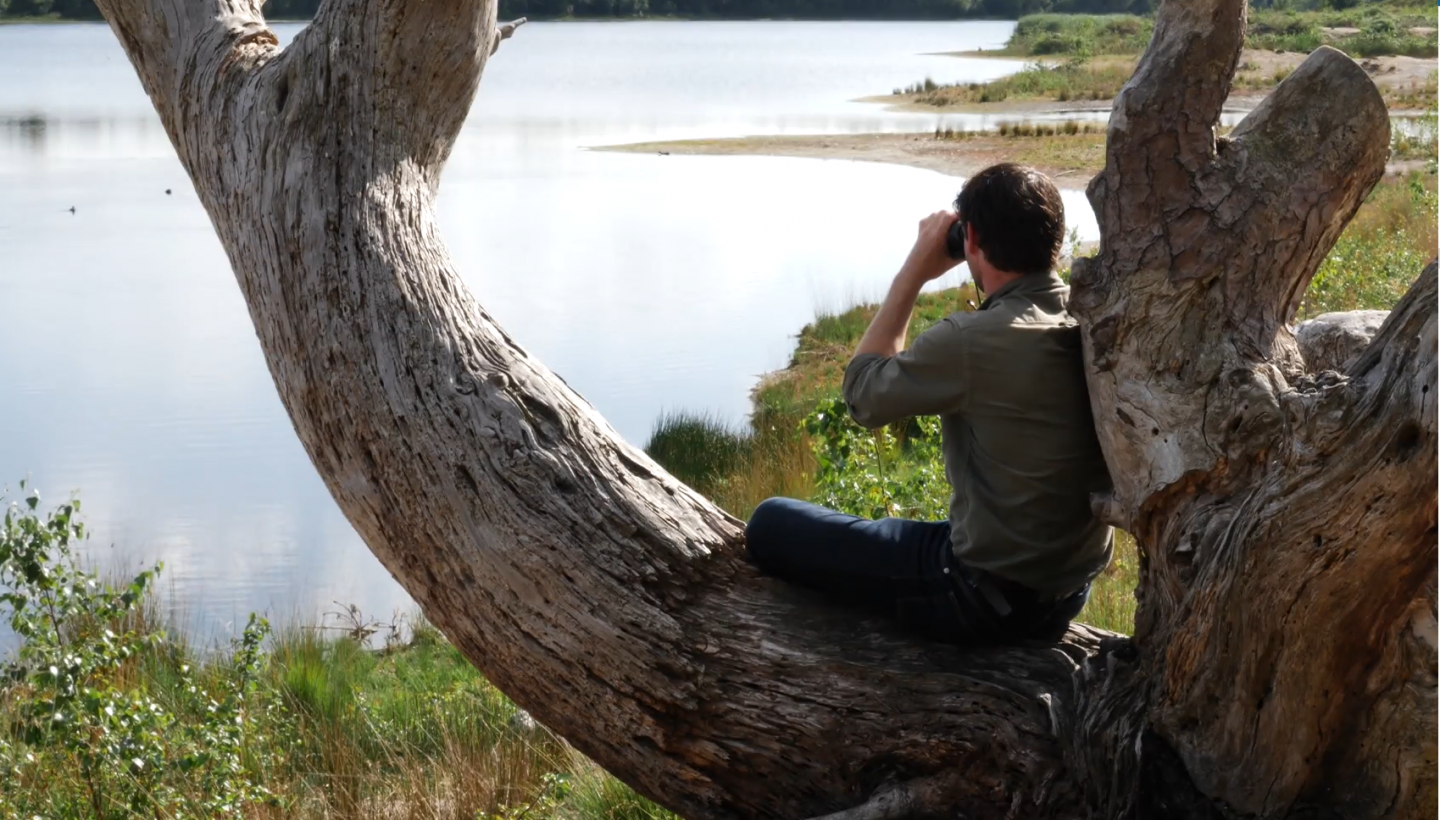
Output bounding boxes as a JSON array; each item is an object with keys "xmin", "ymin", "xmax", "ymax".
[
  {"xmin": 594, "ymin": 132, "xmax": 1107, "ymax": 188},
  {"xmin": 594, "ymin": 129, "xmax": 1429, "ymax": 189}
]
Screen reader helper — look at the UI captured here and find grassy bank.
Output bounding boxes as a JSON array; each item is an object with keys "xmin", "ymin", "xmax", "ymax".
[
  {"xmin": 970, "ymin": 8, "xmax": 1437, "ymax": 60},
  {"xmin": 911, "ymin": 8, "xmax": 1438, "ymax": 110},
  {"xmin": 901, "ymin": 56, "xmax": 1134, "ymax": 106},
  {"xmin": 0, "ymin": 496, "xmax": 677, "ymax": 820},
  {"xmin": 973, "ymin": 13, "xmax": 1153, "ymax": 57}
]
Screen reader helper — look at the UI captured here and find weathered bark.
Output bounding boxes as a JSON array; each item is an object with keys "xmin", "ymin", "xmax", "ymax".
[{"xmin": 93, "ymin": 0, "xmax": 1434, "ymax": 817}]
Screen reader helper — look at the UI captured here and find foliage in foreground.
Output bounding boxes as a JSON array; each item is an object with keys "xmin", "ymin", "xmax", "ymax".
[
  {"xmin": 0, "ymin": 488, "xmax": 279, "ymax": 819},
  {"xmin": 0, "ymin": 489, "xmax": 678, "ymax": 820}
]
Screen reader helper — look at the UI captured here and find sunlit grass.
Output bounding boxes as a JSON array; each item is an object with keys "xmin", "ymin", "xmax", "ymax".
[
  {"xmin": 1078, "ymin": 530, "xmax": 1139, "ymax": 635},
  {"xmin": 1299, "ymin": 172, "xmax": 1438, "ymax": 319}
]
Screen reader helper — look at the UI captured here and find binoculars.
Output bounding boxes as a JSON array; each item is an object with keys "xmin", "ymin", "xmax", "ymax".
[{"xmin": 945, "ymin": 219, "xmax": 968, "ymax": 261}]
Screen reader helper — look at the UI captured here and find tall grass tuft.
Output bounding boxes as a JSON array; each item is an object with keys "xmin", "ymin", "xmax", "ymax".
[
  {"xmin": 644, "ymin": 411, "xmax": 749, "ymax": 495},
  {"xmin": 1078, "ymin": 530, "xmax": 1140, "ymax": 635}
]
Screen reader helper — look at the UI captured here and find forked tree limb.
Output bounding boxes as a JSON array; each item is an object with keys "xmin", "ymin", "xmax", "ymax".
[{"xmin": 91, "ymin": 0, "xmax": 1434, "ymax": 816}]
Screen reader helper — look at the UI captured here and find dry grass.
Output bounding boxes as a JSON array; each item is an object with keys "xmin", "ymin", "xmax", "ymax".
[
  {"xmin": 1078, "ymin": 530, "xmax": 1139, "ymax": 635},
  {"xmin": 1382, "ymin": 71, "xmax": 1440, "ymax": 110}
]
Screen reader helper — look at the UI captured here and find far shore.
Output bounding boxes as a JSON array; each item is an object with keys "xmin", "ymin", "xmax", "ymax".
[
  {"xmin": 595, "ymin": 45, "xmax": 1435, "ymax": 182},
  {"xmin": 594, "ymin": 131, "xmax": 1107, "ymax": 188},
  {"xmin": 868, "ymin": 50, "xmax": 1436, "ymax": 114},
  {"xmin": 594, "ymin": 129, "xmax": 1429, "ymax": 187}
]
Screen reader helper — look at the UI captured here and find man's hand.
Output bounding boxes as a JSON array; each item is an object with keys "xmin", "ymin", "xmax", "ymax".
[
  {"xmin": 898, "ymin": 211, "xmax": 962, "ymax": 284},
  {"xmin": 853, "ymin": 211, "xmax": 961, "ymax": 360}
]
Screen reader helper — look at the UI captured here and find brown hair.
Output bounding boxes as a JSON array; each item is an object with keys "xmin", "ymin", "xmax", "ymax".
[{"xmin": 954, "ymin": 163, "xmax": 1065, "ymax": 275}]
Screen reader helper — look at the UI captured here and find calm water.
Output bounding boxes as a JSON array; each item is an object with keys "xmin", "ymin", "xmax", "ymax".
[{"xmin": 0, "ymin": 20, "xmax": 1104, "ymax": 638}]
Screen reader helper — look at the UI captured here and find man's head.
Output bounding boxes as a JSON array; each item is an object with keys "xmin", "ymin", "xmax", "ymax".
[{"xmin": 954, "ymin": 163, "xmax": 1065, "ymax": 286}]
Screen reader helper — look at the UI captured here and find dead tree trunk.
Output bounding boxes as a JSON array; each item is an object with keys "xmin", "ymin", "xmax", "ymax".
[{"xmin": 93, "ymin": 0, "xmax": 1434, "ymax": 817}]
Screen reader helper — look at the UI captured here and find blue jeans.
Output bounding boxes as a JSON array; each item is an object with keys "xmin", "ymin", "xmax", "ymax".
[{"xmin": 746, "ymin": 497, "xmax": 1088, "ymax": 645}]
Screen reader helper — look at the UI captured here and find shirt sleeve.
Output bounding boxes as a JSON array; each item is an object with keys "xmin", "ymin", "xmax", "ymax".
[{"xmin": 841, "ymin": 318, "xmax": 968, "ymax": 428}]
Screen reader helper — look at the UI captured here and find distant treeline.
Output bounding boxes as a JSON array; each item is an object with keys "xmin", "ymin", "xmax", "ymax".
[{"xmin": 3, "ymin": 0, "xmax": 1160, "ymax": 22}]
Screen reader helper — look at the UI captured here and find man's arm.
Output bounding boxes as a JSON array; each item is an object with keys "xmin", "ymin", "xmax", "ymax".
[
  {"xmin": 844, "ymin": 211, "xmax": 964, "ymax": 428},
  {"xmin": 853, "ymin": 211, "xmax": 960, "ymax": 359}
]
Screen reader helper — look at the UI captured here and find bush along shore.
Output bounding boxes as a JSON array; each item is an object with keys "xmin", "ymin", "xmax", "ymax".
[
  {"xmin": 2, "ymin": 171, "xmax": 1433, "ymax": 820},
  {"xmin": 893, "ymin": 8, "xmax": 1438, "ymax": 111}
]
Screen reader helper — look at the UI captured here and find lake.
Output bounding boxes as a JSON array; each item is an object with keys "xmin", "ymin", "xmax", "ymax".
[{"xmin": 0, "ymin": 20, "xmax": 1104, "ymax": 640}]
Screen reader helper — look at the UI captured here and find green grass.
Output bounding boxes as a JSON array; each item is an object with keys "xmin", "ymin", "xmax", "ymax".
[
  {"xmin": 911, "ymin": 5, "xmax": 1437, "ymax": 110},
  {"xmin": 1077, "ymin": 530, "xmax": 1139, "ymax": 634},
  {"xmin": 644, "ymin": 411, "xmax": 749, "ymax": 494},
  {"xmin": 1248, "ymin": 6, "xmax": 1439, "ymax": 57},
  {"xmin": 1300, "ymin": 171, "xmax": 1438, "ymax": 318},
  {"xmin": 902, "ymin": 57, "xmax": 1136, "ymax": 106}
]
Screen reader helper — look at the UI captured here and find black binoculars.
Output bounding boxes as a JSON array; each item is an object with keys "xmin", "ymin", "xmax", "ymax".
[{"xmin": 945, "ymin": 219, "xmax": 968, "ymax": 261}]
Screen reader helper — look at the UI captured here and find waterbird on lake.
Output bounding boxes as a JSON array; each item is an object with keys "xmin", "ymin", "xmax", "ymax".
[{"xmin": 166, "ymin": 189, "xmax": 172, "ymax": 195}]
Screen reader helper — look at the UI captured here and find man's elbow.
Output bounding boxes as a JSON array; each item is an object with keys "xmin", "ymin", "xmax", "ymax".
[
  {"xmin": 842, "ymin": 392, "xmax": 889, "ymax": 429},
  {"xmin": 842, "ymin": 356, "xmax": 894, "ymax": 429}
]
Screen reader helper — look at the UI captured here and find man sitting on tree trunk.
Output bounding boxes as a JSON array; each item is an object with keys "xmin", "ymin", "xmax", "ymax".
[{"xmin": 747, "ymin": 163, "xmax": 1112, "ymax": 645}]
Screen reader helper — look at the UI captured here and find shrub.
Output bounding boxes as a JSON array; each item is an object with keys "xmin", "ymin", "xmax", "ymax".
[
  {"xmin": 804, "ymin": 398, "xmax": 949, "ymax": 522},
  {"xmin": 0, "ymin": 487, "xmax": 280, "ymax": 819}
]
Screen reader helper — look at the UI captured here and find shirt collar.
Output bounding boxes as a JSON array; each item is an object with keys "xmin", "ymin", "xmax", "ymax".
[{"xmin": 978, "ymin": 271, "xmax": 1065, "ymax": 310}]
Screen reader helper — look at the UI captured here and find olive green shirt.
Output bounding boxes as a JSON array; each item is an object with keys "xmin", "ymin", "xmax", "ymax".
[{"xmin": 841, "ymin": 272, "xmax": 1113, "ymax": 594}]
